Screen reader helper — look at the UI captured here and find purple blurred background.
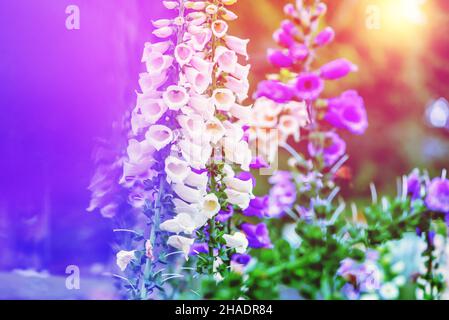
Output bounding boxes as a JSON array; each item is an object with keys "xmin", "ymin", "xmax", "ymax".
[{"xmin": 0, "ymin": 1, "xmax": 167, "ymax": 275}]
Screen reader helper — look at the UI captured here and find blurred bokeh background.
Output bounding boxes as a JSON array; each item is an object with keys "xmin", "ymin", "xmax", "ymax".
[{"xmin": 0, "ymin": 0, "xmax": 448, "ymax": 298}]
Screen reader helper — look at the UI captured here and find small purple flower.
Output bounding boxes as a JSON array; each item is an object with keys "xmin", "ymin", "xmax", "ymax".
[
  {"xmin": 268, "ymin": 49, "xmax": 294, "ymax": 68},
  {"xmin": 268, "ymin": 171, "xmax": 297, "ymax": 218},
  {"xmin": 425, "ymin": 177, "xmax": 449, "ymax": 213},
  {"xmin": 231, "ymin": 253, "xmax": 252, "ymax": 266},
  {"xmin": 315, "ymin": 27, "xmax": 335, "ymax": 47},
  {"xmin": 289, "ymin": 44, "xmax": 309, "ymax": 61},
  {"xmin": 308, "ymin": 131, "xmax": 346, "ymax": 166},
  {"xmin": 255, "ymin": 80, "xmax": 294, "ymax": 103},
  {"xmin": 281, "ymin": 19, "xmax": 297, "ymax": 36},
  {"xmin": 243, "ymin": 196, "xmax": 270, "ymax": 218},
  {"xmin": 240, "ymin": 222, "xmax": 273, "ymax": 249},
  {"xmin": 325, "ymin": 90, "xmax": 368, "ymax": 135},
  {"xmin": 338, "ymin": 257, "xmax": 381, "ymax": 296},
  {"xmin": 295, "ymin": 72, "xmax": 324, "ymax": 100},
  {"xmin": 273, "ymin": 29, "xmax": 295, "ymax": 48},
  {"xmin": 320, "ymin": 59, "xmax": 357, "ymax": 80},
  {"xmin": 406, "ymin": 169, "xmax": 423, "ymax": 200}
]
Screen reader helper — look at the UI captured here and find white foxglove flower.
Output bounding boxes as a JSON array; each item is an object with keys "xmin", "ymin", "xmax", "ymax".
[
  {"xmin": 162, "ymin": 1, "xmax": 179, "ymax": 10},
  {"xmin": 165, "ymin": 156, "xmax": 191, "ymax": 183},
  {"xmin": 189, "ymin": 94, "xmax": 215, "ymax": 120},
  {"xmin": 219, "ymin": 7, "xmax": 238, "ymax": 21},
  {"xmin": 173, "ymin": 183, "xmax": 203, "ymax": 204},
  {"xmin": 174, "ymin": 43, "xmax": 194, "ymax": 66},
  {"xmin": 139, "ymin": 72, "xmax": 167, "ymax": 93},
  {"xmin": 223, "ymin": 176, "xmax": 253, "ymax": 194},
  {"xmin": 224, "ymin": 188, "xmax": 252, "ymax": 210},
  {"xmin": 167, "ymin": 235, "xmax": 194, "ymax": 260},
  {"xmin": 279, "ymin": 115, "xmax": 300, "ymax": 142},
  {"xmin": 139, "ymin": 98, "xmax": 168, "ymax": 124},
  {"xmin": 145, "ymin": 52, "xmax": 173, "ymax": 75},
  {"xmin": 190, "ymin": 29, "xmax": 212, "ymax": 51},
  {"xmin": 116, "ymin": 250, "xmax": 136, "ymax": 272},
  {"xmin": 153, "ymin": 26, "xmax": 174, "ymax": 39},
  {"xmin": 215, "ymin": 46, "xmax": 238, "ymax": 74},
  {"xmin": 184, "ymin": 67, "xmax": 211, "ymax": 94},
  {"xmin": 224, "ymin": 35, "xmax": 249, "ymax": 60},
  {"xmin": 190, "ymin": 56, "xmax": 214, "ymax": 76},
  {"xmin": 177, "ymin": 114, "xmax": 206, "ymax": 139},
  {"xmin": 224, "ymin": 139, "xmax": 252, "ymax": 171},
  {"xmin": 205, "ymin": 118, "xmax": 226, "ymax": 144},
  {"xmin": 212, "ymin": 88, "xmax": 235, "ymax": 111},
  {"xmin": 201, "ymin": 193, "xmax": 221, "ymax": 218},
  {"xmin": 163, "ymin": 85, "xmax": 189, "ymax": 110},
  {"xmin": 223, "ymin": 232, "xmax": 248, "ymax": 254},
  {"xmin": 230, "ymin": 103, "xmax": 252, "ymax": 121},
  {"xmin": 160, "ymin": 213, "xmax": 195, "ymax": 235},
  {"xmin": 225, "ymin": 76, "xmax": 249, "ymax": 102},
  {"xmin": 184, "ymin": 171, "xmax": 208, "ymax": 191},
  {"xmin": 231, "ymin": 63, "xmax": 251, "ymax": 80},
  {"xmin": 212, "ymin": 20, "xmax": 229, "ymax": 38},
  {"xmin": 145, "ymin": 124, "xmax": 173, "ymax": 151}
]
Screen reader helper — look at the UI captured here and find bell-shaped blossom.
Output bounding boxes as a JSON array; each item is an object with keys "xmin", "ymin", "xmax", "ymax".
[
  {"xmin": 215, "ymin": 46, "xmax": 238, "ymax": 73},
  {"xmin": 212, "ymin": 88, "xmax": 236, "ymax": 111},
  {"xmin": 425, "ymin": 178, "xmax": 449, "ymax": 213},
  {"xmin": 165, "ymin": 156, "xmax": 191, "ymax": 184},
  {"xmin": 116, "ymin": 250, "xmax": 136, "ymax": 272},
  {"xmin": 160, "ymin": 213, "xmax": 196, "ymax": 235},
  {"xmin": 145, "ymin": 52, "xmax": 173, "ymax": 75},
  {"xmin": 289, "ymin": 43, "xmax": 308, "ymax": 61},
  {"xmin": 225, "ymin": 76, "xmax": 249, "ymax": 102},
  {"xmin": 201, "ymin": 193, "xmax": 221, "ymax": 218},
  {"xmin": 142, "ymin": 41, "xmax": 171, "ymax": 62},
  {"xmin": 325, "ymin": 90, "xmax": 368, "ymax": 135},
  {"xmin": 225, "ymin": 188, "xmax": 252, "ymax": 210},
  {"xmin": 268, "ymin": 49, "xmax": 294, "ymax": 68},
  {"xmin": 173, "ymin": 182, "xmax": 203, "ymax": 204},
  {"xmin": 167, "ymin": 235, "xmax": 195, "ymax": 260},
  {"xmin": 308, "ymin": 131, "xmax": 346, "ymax": 166},
  {"xmin": 223, "ymin": 232, "xmax": 248, "ymax": 254},
  {"xmin": 243, "ymin": 196, "xmax": 270, "ymax": 218},
  {"xmin": 184, "ymin": 67, "xmax": 211, "ymax": 94},
  {"xmin": 205, "ymin": 118, "xmax": 226, "ymax": 144},
  {"xmin": 255, "ymin": 80, "xmax": 293, "ymax": 103},
  {"xmin": 190, "ymin": 28, "xmax": 212, "ymax": 51},
  {"xmin": 163, "ymin": 85, "xmax": 190, "ymax": 110},
  {"xmin": 315, "ymin": 26, "xmax": 335, "ymax": 47},
  {"xmin": 139, "ymin": 98, "xmax": 168, "ymax": 125},
  {"xmin": 138, "ymin": 72, "xmax": 168, "ymax": 93},
  {"xmin": 145, "ymin": 124, "xmax": 173, "ymax": 151},
  {"xmin": 175, "ymin": 43, "xmax": 194, "ymax": 66},
  {"xmin": 320, "ymin": 58, "xmax": 358, "ymax": 80},
  {"xmin": 295, "ymin": 72, "xmax": 324, "ymax": 100},
  {"xmin": 240, "ymin": 223, "xmax": 273, "ymax": 249},
  {"xmin": 224, "ymin": 35, "xmax": 249, "ymax": 60},
  {"xmin": 153, "ymin": 26, "xmax": 174, "ymax": 39},
  {"xmin": 224, "ymin": 139, "xmax": 252, "ymax": 171},
  {"xmin": 212, "ymin": 20, "xmax": 229, "ymax": 38}
]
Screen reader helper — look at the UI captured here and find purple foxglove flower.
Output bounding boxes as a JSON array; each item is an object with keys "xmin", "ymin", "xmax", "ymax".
[
  {"xmin": 314, "ymin": 27, "xmax": 335, "ymax": 47},
  {"xmin": 289, "ymin": 44, "xmax": 309, "ymax": 61},
  {"xmin": 308, "ymin": 131, "xmax": 346, "ymax": 166},
  {"xmin": 425, "ymin": 178, "xmax": 449, "ymax": 213},
  {"xmin": 189, "ymin": 243, "xmax": 209, "ymax": 256},
  {"xmin": 240, "ymin": 223, "xmax": 273, "ymax": 249},
  {"xmin": 250, "ymin": 156, "xmax": 269, "ymax": 169},
  {"xmin": 273, "ymin": 29, "xmax": 295, "ymax": 48},
  {"xmin": 281, "ymin": 19, "xmax": 297, "ymax": 36},
  {"xmin": 243, "ymin": 196, "xmax": 269, "ymax": 218},
  {"xmin": 268, "ymin": 49, "xmax": 294, "ymax": 68},
  {"xmin": 320, "ymin": 58, "xmax": 358, "ymax": 80},
  {"xmin": 255, "ymin": 80, "xmax": 294, "ymax": 103},
  {"xmin": 216, "ymin": 206, "xmax": 234, "ymax": 223},
  {"xmin": 295, "ymin": 72, "xmax": 324, "ymax": 100},
  {"xmin": 231, "ymin": 253, "xmax": 252, "ymax": 266},
  {"xmin": 325, "ymin": 90, "xmax": 368, "ymax": 135}
]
